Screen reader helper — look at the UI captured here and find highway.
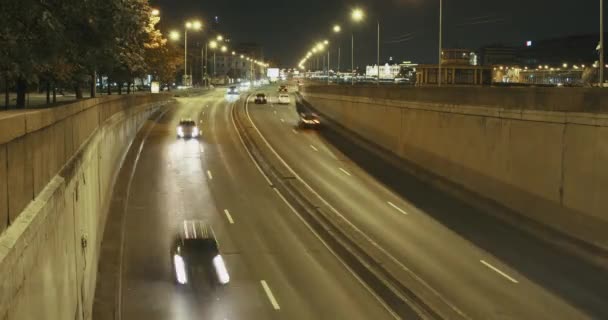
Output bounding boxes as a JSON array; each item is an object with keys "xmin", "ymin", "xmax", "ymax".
[
  {"xmin": 107, "ymin": 89, "xmax": 396, "ymax": 320},
  {"xmin": 245, "ymin": 85, "xmax": 608, "ymax": 319}
]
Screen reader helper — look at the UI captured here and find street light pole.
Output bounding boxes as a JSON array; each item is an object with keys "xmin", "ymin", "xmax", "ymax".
[
  {"xmin": 327, "ymin": 50, "xmax": 330, "ymax": 84},
  {"xmin": 377, "ymin": 21, "xmax": 380, "ymax": 86},
  {"xmin": 338, "ymin": 47, "xmax": 341, "ymax": 73},
  {"xmin": 601, "ymin": 0, "xmax": 605, "ymax": 86},
  {"xmin": 184, "ymin": 29, "xmax": 188, "ymax": 85},
  {"xmin": 204, "ymin": 42, "xmax": 208, "ymax": 87},
  {"xmin": 438, "ymin": 0, "xmax": 443, "ymax": 87},
  {"xmin": 351, "ymin": 33, "xmax": 354, "ymax": 85}
]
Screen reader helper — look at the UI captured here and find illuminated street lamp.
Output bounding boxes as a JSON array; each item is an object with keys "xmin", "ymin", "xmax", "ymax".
[
  {"xmin": 151, "ymin": 8, "xmax": 160, "ymax": 16},
  {"xmin": 333, "ymin": 25, "xmax": 341, "ymax": 33},
  {"xmin": 221, "ymin": 45, "xmax": 227, "ymax": 53},
  {"xmin": 183, "ymin": 20, "xmax": 203, "ymax": 86},
  {"xmin": 217, "ymin": 35, "xmax": 224, "ymax": 41},
  {"xmin": 350, "ymin": 8, "xmax": 364, "ymax": 85},
  {"xmin": 169, "ymin": 30, "xmax": 180, "ymax": 41}
]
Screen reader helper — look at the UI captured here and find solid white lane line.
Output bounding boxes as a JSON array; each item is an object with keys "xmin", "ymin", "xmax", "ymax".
[
  {"xmin": 339, "ymin": 167, "xmax": 352, "ymax": 176},
  {"xmin": 199, "ymin": 144, "xmax": 205, "ymax": 153},
  {"xmin": 292, "ymin": 129, "xmax": 298, "ymax": 134},
  {"xmin": 223, "ymin": 209, "xmax": 234, "ymax": 224},
  {"xmin": 387, "ymin": 201, "xmax": 408, "ymax": 215},
  {"xmin": 207, "ymin": 170, "xmax": 213, "ymax": 180},
  {"xmin": 280, "ymin": 118, "xmax": 285, "ymax": 123},
  {"xmin": 260, "ymin": 280, "xmax": 281, "ymax": 310},
  {"xmin": 310, "ymin": 145, "xmax": 318, "ymax": 152},
  {"xmin": 480, "ymin": 260, "xmax": 519, "ymax": 283},
  {"xmin": 273, "ymin": 110, "xmax": 277, "ymax": 115}
]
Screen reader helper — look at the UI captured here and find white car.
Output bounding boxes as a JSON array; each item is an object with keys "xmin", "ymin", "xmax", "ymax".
[{"xmin": 278, "ymin": 94, "xmax": 290, "ymax": 105}]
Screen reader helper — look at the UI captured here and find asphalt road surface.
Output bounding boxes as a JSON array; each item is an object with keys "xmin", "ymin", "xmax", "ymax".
[
  {"xmin": 113, "ymin": 88, "xmax": 396, "ymax": 320},
  {"xmin": 245, "ymin": 85, "xmax": 608, "ymax": 320}
]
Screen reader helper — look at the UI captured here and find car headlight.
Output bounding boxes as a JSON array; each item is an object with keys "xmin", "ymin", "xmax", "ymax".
[
  {"xmin": 213, "ymin": 254, "xmax": 230, "ymax": 284},
  {"xmin": 193, "ymin": 127, "xmax": 199, "ymax": 137},
  {"xmin": 177, "ymin": 126, "xmax": 184, "ymax": 137},
  {"xmin": 173, "ymin": 254, "xmax": 188, "ymax": 284}
]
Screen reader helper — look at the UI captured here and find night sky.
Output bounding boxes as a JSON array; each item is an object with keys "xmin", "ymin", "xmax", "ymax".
[{"xmin": 152, "ymin": 0, "xmax": 604, "ymax": 67}]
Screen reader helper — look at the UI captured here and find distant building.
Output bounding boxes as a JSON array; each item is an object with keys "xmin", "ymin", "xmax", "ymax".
[
  {"xmin": 211, "ymin": 42, "xmax": 264, "ymax": 82},
  {"xmin": 481, "ymin": 33, "xmax": 606, "ymax": 85},
  {"xmin": 478, "ymin": 46, "xmax": 517, "ymax": 66},
  {"xmin": 366, "ymin": 64, "xmax": 401, "ymax": 79},
  {"xmin": 416, "ymin": 48, "xmax": 491, "ymax": 85},
  {"xmin": 441, "ymin": 49, "xmax": 474, "ymax": 66}
]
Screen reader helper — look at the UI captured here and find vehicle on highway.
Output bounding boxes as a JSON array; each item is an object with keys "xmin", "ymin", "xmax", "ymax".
[
  {"xmin": 299, "ymin": 112, "xmax": 321, "ymax": 129},
  {"xmin": 227, "ymin": 86, "xmax": 239, "ymax": 95},
  {"xmin": 254, "ymin": 93, "xmax": 267, "ymax": 104},
  {"xmin": 172, "ymin": 220, "xmax": 230, "ymax": 286},
  {"xmin": 278, "ymin": 85, "xmax": 288, "ymax": 93},
  {"xmin": 176, "ymin": 119, "xmax": 200, "ymax": 139},
  {"xmin": 240, "ymin": 82, "xmax": 251, "ymax": 91},
  {"xmin": 278, "ymin": 93, "xmax": 290, "ymax": 104}
]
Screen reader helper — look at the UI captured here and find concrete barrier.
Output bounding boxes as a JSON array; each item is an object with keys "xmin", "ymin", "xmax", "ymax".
[
  {"xmin": 0, "ymin": 94, "xmax": 172, "ymax": 320},
  {"xmin": 302, "ymin": 85, "xmax": 608, "ymax": 252}
]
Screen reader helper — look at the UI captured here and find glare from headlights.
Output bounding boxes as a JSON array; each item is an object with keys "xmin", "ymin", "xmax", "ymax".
[
  {"xmin": 193, "ymin": 127, "xmax": 199, "ymax": 137},
  {"xmin": 177, "ymin": 126, "xmax": 184, "ymax": 137},
  {"xmin": 173, "ymin": 254, "xmax": 188, "ymax": 284},
  {"xmin": 213, "ymin": 254, "xmax": 230, "ymax": 284}
]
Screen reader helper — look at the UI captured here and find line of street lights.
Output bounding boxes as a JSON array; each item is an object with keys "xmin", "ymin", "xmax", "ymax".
[
  {"xmin": 298, "ymin": 1, "xmax": 605, "ymax": 87},
  {"xmin": 297, "ymin": 7, "xmax": 373, "ymax": 86},
  {"xmin": 165, "ymin": 19, "xmax": 270, "ymax": 87}
]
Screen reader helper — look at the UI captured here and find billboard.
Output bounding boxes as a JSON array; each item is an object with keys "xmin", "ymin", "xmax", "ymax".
[{"xmin": 267, "ymin": 68, "xmax": 280, "ymax": 79}]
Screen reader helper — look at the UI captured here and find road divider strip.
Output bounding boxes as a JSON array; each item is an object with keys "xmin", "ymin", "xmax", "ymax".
[
  {"xmin": 310, "ymin": 145, "xmax": 318, "ymax": 152},
  {"xmin": 260, "ymin": 280, "xmax": 281, "ymax": 310},
  {"xmin": 207, "ymin": 170, "xmax": 213, "ymax": 180}
]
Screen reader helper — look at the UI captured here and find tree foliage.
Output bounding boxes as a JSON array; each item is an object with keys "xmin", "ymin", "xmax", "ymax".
[{"xmin": 0, "ymin": 0, "xmax": 176, "ymax": 107}]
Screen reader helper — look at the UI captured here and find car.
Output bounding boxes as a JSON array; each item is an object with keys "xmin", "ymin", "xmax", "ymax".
[
  {"xmin": 227, "ymin": 86, "xmax": 239, "ymax": 95},
  {"xmin": 299, "ymin": 112, "xmax": 321, "ymax": 129},
  {"xmin": 254, "ymin": 93, "xmax": 267, "ymax": 104},
  {"xmin": 176, "ymin": 119, "xmax": 200, "ymax": 138},
  {"xmin": 278, "ymin": 85, "xmax": 288, "ymax": 93},
  {"xmin": 172, "ymin": 220, "xmax": 230, "ymax": 286},
  {"xmin": 278, "ymin": 93, "xmax": 290, "ymax": 104}
]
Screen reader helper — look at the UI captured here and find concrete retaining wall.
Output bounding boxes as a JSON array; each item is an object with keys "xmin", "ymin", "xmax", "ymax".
[
  {"xmin": 0, "ymin": 94, "xmax": 171, "ymax": 320},
  {"xmin": 302, "ymin": 85, "xmax": 608, "ymax": 251}
]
